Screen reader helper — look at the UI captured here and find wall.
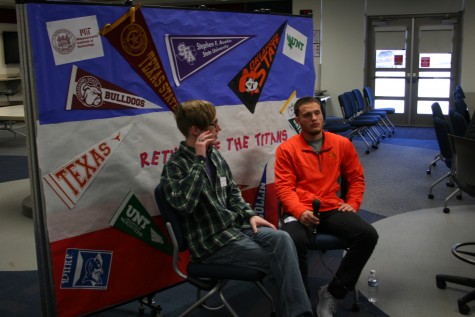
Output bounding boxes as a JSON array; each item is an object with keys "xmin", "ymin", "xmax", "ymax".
[{"xmin": 292, "ymin": 0, "xmax": 474, "ymax": 117}]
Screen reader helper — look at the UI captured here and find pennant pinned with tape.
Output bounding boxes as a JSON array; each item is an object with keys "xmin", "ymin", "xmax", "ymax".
[{"xmin": 228, "ymin": 22, "xmax": 286, "ymax": 114}]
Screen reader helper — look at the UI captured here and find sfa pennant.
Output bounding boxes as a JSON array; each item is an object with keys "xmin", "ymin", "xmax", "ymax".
[
  {"xmin": 66, "ymin": 65, "xmax": 162, "ymax": 110},
  {"xmin": 110, "ymin": 192, "xmax": 172, "ymax": 255},
  {"xmin": 228, "ymin": 22, "xmax": 286, "ymax": 114},
  {"xmin": 61, "ymin": 248, "xmax": 112, "ymax": 289},
  {"xmin": 166, "ymin": 35, "xmax": 251, "ymax": 86}
]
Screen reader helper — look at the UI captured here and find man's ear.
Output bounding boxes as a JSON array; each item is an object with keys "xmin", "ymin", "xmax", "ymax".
[{"xmin": 190, "ymin": 125, "xmax": 202, "ymax": 137}]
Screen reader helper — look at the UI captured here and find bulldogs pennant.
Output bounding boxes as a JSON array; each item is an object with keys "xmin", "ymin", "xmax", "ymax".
[
  {"xmin": 100, "ymin": 5, "xmax": 179, "ymax": 113},
  {"xmin": 228, "ymin": 22, "xmax": 286, "ymax": 114},
  {"xmin": 66, "ymin": 65, "xmax": 162, "ymax": 110}
]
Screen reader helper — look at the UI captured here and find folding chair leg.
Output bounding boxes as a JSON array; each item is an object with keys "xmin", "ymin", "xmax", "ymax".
[{"xmin": 179, "ymin": 281, "xmax": 228, "ymax": 317}]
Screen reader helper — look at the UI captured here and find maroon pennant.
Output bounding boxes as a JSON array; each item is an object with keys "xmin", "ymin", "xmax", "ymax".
[{"xmin": 100, "ymin": 5, "xmax": 179, "ymax": 113}]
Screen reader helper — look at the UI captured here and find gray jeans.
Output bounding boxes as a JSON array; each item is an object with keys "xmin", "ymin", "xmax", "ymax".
[{"xmin": 202, "ymin": 227, "xmax": 312, "ymax": 317}]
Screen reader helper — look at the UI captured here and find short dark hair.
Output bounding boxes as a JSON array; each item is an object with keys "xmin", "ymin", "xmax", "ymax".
[{"xmin": 293, "ymin": 96, "xmax": 325, "ymax": 120}]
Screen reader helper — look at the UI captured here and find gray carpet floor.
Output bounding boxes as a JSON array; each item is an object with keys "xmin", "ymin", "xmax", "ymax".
[{"xmin": 1, "ymin": 127, "xmax": 475, "ymax": 316}]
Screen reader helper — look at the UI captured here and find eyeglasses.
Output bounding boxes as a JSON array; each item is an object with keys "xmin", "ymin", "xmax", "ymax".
[{"xmin": 209, "ymin": 120, "xmax": 219, "ymax": 129}]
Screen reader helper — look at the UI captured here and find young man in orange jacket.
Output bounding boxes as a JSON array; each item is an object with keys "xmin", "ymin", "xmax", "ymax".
[{"xmin": 275, "ymin": 96, "xmax": 379, "ymax": 317}]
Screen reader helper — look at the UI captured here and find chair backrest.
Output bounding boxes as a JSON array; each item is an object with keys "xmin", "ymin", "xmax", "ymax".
[
  {"xmin": 344, "ymin": 91, "xmax": 359, "ymax": 115},
  {"xmin": 338, "ymin": 93, "xmax": 354, "ymax": 120},
  {"xmin": 449, "ymin": 108, "xmax": 468, "ymax": 137},
  {"xmin": 449, "ymin": 134, "xmax": 475, "ymax": 197},
  {"xmin": 454, "ymin": 98, "xmax": 471, "ymax": 124},
  {"xmin": 431, "ymin": 102, "xmax": 444, "ymax": 120},
  {"xmin": 433, "ymin": 117, "xmax": 452, "ymax": 167},
  {"xmin": 154, "ymin": 183, "xmax": 188, "ymax": 252},
  {"xmin": 454, "ymin": 85, "xmax": 465, "ymax": 99},
  {"xmin": 352, "ymin": 89, "xmax": 367, "ymax": 113},
  {"xmin": 363, "ymin": 86, "xmax": 376, "ymax": 110}
]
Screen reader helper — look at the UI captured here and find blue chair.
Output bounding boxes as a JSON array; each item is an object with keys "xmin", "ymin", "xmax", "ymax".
[
  {"xmin": 450, "ymin": 108, "xmax": 468, "ymax": 137},
  {"xmin": 427, "ymin": 102, "xmax": 446, "ymax": 174},
  {"xmin": 363, "ymin": 86, "xmax": 396, "ymax": 134},
  {"xmin": 155, "ymin": 183, "xmax": 275, "ymax": 317},
  {"xmin": 454, "ymin": 98, "xmax": 471, "ymax": 124},
  {"xmin": 352, "ymin": 88, "xmax": 391, "ymax": 137},
  {"xmin": 338, "ymin": 92, "xmax": 380, "ymax": 154}
]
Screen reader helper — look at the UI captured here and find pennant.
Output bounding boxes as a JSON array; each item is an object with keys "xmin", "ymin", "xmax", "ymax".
[
  {"xmin": 165, "ymin": 35, "xmax": 252, "ymax": 86},
  {"xmin": 43, "ymin": 124, "xmax": 132, "ymax": 209},
  {"xmin": 283, "ymin": 24, "xmax": 308, "ymax": 65},
  {"xmin": 253, "ymin": 163, "xmax": 267, "ymax": 218},
  {"xmin": 280, "ymin": 90, "xmax": 301, "ymax": 134},
  {"xmin": 100, "ymin": 5, "xmax": 179, "ymax": 113},
  {"xmin": 66, "ymin": 65, "xmax": 162, "ymax": 110},
  {"xmin": 110, "ymin": 192, "xmax": 172, "ymax": 255},
  {"xmin": 228, "ymin": 22, "xmax": 286, "ymax": 114}
]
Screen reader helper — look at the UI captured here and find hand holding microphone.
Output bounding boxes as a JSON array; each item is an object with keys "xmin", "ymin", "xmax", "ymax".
[{"xmin": 312, "ymin": 199, "xmax": 321, "ymax": 235}]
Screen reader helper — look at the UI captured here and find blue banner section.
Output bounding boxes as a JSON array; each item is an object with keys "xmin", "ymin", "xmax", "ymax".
[{"xmin": 27, "ymin": 4, "xmax": 315, "ymax": 124}]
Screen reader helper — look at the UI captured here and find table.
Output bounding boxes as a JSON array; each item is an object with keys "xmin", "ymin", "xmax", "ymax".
[{"xmin": 0, "ymin": 104, "xmax": 25, "ymax": 136}]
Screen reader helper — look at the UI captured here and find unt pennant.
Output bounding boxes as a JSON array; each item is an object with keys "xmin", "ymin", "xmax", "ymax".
[
  {"xmin": 43, "ymin": 124, "xmax": 133, "ymax": 210},
  {"xmin": 165, "ymin": 35, "xmax": 252, "ymax": 86},
  {"xmin": 66, "ymin": 65, "xmax": 162, "ymax": 110},
  {"xmin": 253, "ymin": 163, "xmax": 267, "ymax": 218},
  {"xmin": 110, "ymin": 192, "xmax": 172, "ymax": 255},
  {"xmin": 228, "ymin": 22, "xmax": 286, "ymax": 114},
  {"xmin": 100, "ymin": 5, "xmax": 179, "ymax": 113}
]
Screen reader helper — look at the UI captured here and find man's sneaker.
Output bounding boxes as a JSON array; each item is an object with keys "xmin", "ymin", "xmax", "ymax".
[{"xmin": 317, "ymin": 284, "xmax": 338, "ymax": 317}]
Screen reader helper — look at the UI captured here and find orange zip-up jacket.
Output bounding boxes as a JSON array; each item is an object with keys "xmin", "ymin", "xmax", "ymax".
[{"xmin": 275, "ymin": 131, "xmax": 365, "ymax": 220}]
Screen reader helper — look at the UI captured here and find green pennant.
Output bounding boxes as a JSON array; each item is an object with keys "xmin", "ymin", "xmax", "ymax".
[{"xmin": 110, "ymin": 192, "xmax": 172, "ymax": 255}]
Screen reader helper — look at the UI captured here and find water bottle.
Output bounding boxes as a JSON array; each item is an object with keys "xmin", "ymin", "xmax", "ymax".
[{"xmin": 367, "ymin": 269, "xmax": 379, "ymax": 303}]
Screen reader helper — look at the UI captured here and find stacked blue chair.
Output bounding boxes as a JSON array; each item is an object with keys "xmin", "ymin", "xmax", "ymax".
[
  {"xmin": 363, "ymin": 86, "xmax": 396, "ymax": 134},
  {"xmin": 427, "ymin": 102, "xmax": 446, "ymax": 174},
  {"xmin": 338, "ymin": 92, "xmax": 380, "ymax": 154},
  {"xmin": 352, "ymin": 89, "xmax": 391, "ymax": 137}
]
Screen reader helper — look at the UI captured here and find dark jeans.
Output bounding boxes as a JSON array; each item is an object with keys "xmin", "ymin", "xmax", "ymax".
[{"xmin": 282, "ymin": 209, "xmax": 379, "ymax": 299}]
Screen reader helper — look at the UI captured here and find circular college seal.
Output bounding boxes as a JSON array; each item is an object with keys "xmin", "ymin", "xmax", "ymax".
[
  {"xmin": 51, "ymin": 29, "xmax": 76, "ymax": 55},
  {"xmin": 120, "ymin": 23, "xmax": 148, "ymax": 56},
  {"xmin": 76, "ymin": 76, "xmax": 103, "ymax": 108}
]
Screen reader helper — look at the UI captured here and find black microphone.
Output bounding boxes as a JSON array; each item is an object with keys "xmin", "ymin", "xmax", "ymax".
[{"xmin": 312, "ymin": 200, "xmax": 320, "ymax": 235}]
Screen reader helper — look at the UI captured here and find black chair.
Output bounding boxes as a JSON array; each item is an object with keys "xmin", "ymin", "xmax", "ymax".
[
  {"xmin": 454, "ymin": 98, "xmax": 471, "ymax": 124},
  {"xmin": 363, "ymin": 86, "xmax": 396, "ymax": 134},
  {"xmin": 441, "ymin": 134, "xmax": 475, "ymax": 213},
  {"xmin": 449, "ymin": 108, "xmax": 468, "ymax": 137},
  {"xmin": 435, "ymin": 137, "xmax": 475, "ymax": 313},
  {"xmin": 427, "ymin": 102, "xmax": 447, "ymax": 174},
  {"xmin": 427, "ymin": 117, "xmax": 455, "ymax": 202},
  {"xmin": 436, "ymin": 242, "xmax": 475, "ymax": 315},
  {"xmin": 154, "ymin": 183, "xmax": 275, "ymax": 317},
  {"xmin": 454, "ymin": 85, "xmax": 466, "ymax": 100}
]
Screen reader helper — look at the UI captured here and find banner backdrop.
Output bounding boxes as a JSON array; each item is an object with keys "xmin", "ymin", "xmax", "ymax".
[{"xmin": 26, "ymin": 3, "xmax": 314, "ymax": 316}]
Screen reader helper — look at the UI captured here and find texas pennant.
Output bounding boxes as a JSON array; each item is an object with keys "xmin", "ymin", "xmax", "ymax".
[
  {"xmin": 228, "ymin": 22, "xmax": 286, "ymax": 114},
  {"xmin": 110, "ymin": 192, "xmax": 172, "ymax": 255},
  {"xmin": 165, "ymin": 35, "xmax": 252, "ymax": 86},
  {"xmin": 100, "ymin": 5, "xmax": 179, "ymax": 113},
  {"xmin": 43, "ymin": 123, "xmax": 133, "ymax": 209},
  {"xmin": 66, "ymin": 65, "xmax": 162, "ymax": 110},
  {"xmin": 253, "ymin": 163, "xmax": 267, "ymax": 218}
]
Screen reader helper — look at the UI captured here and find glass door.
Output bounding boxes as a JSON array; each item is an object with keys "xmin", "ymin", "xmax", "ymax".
[{"xmin": 366, "ymin": 14, "xmax": 462, "ymax": 126}]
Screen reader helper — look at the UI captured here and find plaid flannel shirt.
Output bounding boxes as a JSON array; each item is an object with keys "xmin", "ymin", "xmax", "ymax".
[{"xmin": 160, "ymin": 141, "xmax": 256, "ymax": 261}]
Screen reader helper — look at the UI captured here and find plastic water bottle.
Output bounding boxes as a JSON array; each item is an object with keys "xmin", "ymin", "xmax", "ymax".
[{"xmin": 367, "ymin": 269, "xmax": 379, "ymax": 303}]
